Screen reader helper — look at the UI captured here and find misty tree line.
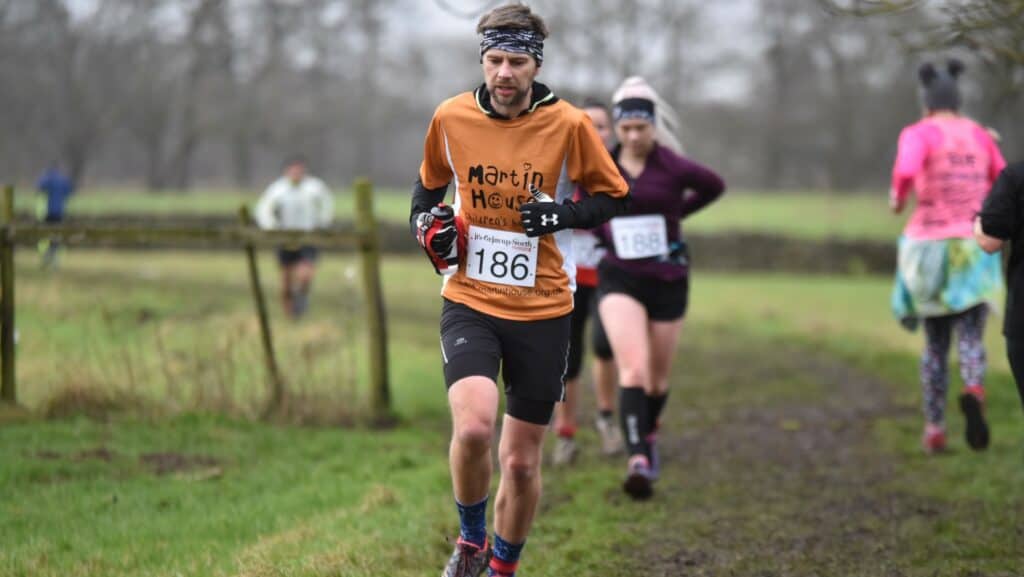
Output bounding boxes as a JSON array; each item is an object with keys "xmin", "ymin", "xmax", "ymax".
[{"xmin": 0, "ymin": 0, "xmax": 1021, "ymax": 192}]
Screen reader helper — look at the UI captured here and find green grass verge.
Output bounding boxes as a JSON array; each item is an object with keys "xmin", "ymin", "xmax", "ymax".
[
  {"xmin": 2, "ymin": 254, "xmax": 1022, "ymax": 575},
  {"xmin": 17, "ymin": 187, "xmax": 908, "ymax": 241},
  {"xmin": 685, "ymin": 189, "xmax": 904, "ymax": 241},
  {"xmin": 14, "ymin": 186, "xmax": 413, "ymax": 224}
]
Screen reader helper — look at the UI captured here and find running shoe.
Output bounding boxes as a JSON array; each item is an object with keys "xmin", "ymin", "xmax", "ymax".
[
  {"xmin": 595, "ymin": 415, "xmax": 624, "ymax": 456},
  {"xmin": 552, "ymin": 436, "xmax": 579, "ymax": 466},
  {"xmin": 623, "ymin": 455, "xmax": 654, "ymax": 500},
  {"xmin": 922, "ymin": 423, "xmax": 947, "ymax": 454},
  {"xmin": 441, "ymin": 538, "xmax": 491, "ymax": 577},
  {"xmin": 959, "ymin": 386, "xmax": 990, "ymax": 451}
]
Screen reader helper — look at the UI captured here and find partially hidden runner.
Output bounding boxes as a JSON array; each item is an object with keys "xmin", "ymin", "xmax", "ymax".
[
  {"xmin": 976, "ymin": 161, "xmax": 1024, "ymax": 419},
  {"xmin": 889, "ymin": 59, "xmax": 1005, "ymax": 454},
  {"xmin": 595, "ymin": 77, "xmax": 725, "ymax": 500},
  {"xmin": 551, "ymin": 98, "xmax": 623, "ymax": 465},
  {"xmin": 409, "ymin": 5, "xmax": 630, "ymax": 576}
]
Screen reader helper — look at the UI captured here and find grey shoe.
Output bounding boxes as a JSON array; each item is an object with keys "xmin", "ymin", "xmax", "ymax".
[
  {"xmin": 552, "ymin": 436, "xmax": 579, "ymax": 466},
  {"xmin": 595, "ymin": 415, "xmax": 624, "ymax": 456},
  {"xmin": 442, "ymin": 538, "xmax": 491, "ymax": 577}
]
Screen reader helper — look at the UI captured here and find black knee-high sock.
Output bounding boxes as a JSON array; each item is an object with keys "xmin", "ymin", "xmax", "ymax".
[
  {"xmin": 647, "ymin": 393, "xmax": 668, "ymax": 432},
  {"xmin": 619, "ymin": 387, "xmax": 650, "ymax": 458}
]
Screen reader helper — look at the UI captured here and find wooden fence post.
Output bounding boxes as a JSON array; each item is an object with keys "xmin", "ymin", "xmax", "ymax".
[
  {"xmin": 353, "ymin": 179, "xmax": 391, "ymax": 418},
  {"xmin": 1, "ymin": 185, "xmax": 15, "ymax": 404},
  {"xmin": 239, "ymin": 205, "xmax": 285, "ymax": 416}
]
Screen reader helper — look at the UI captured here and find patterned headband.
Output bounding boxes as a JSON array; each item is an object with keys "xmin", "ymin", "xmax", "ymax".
[
  {"xmin": 480, "ymin": 28, "xmax": 544, "ymax": 66},
  {"xmin": 613, "ymin": 97, "xmax": 656, "ymax": 123}
]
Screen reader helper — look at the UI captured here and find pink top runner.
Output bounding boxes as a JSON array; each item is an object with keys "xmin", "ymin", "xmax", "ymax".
[{"xmin": 890, "ymin": 116, "xmax": 1005, "ymax": 240}]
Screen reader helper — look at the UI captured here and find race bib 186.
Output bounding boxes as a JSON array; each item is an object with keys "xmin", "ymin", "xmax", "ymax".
[
  {"xmin": 466, "ymin": 226, "xmax": 539, "ymax": 287},
  {"xmin": 572, "ymin": 231, "xmax": 605, "ymax": 269},
  {"xmin": 610, "ymin": 215, "xmax": 668, "ymax": 260}
]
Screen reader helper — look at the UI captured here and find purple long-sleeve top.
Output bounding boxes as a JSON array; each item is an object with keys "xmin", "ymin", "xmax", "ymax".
[{"xmin": 592, "ymin": 143, "xmax": 725, "ymax": 281}]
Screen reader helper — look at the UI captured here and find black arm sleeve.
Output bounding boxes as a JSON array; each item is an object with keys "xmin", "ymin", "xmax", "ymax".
[
  {"xmin": 569, "ymin": 190, "xmax": 631, "ymax": 229},
  {"xmin": 410, "ymin": 177, "xmax": 449, "ymax": 235},
  {"xmin": 979, "ymin": 163, "xmax": 1022, "ymax": 240}
]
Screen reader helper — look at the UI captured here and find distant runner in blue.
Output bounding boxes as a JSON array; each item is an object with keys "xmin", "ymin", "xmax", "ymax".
[{"xmin": 36, "ymin": 165, "xmax": 75, "ymax": 269}]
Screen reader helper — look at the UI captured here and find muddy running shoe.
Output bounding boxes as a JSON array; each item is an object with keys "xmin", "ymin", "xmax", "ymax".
[
  {"xmin": 623, "ymin": 455, "xmax": 654, "ymax": 500},
  {"xmin": 552, "ymin": 436, "xmax": 579, "ymax": 466},
  {"xmin": 922, "ymin": 423, "xmax": 947, "ymax": 454},
  {"xmin": 959, "ymin": 386, "xmax": 990, "ymax": 451},
  {"xmin": 595, "ymin": 415, "xmax": 623, "ymax": 456},
  {"xmin": 441, "ymin": 538, "xmax": 491, "ymax": 577}
]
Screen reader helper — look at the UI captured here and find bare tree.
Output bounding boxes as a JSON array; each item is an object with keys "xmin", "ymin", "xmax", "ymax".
[
  {"xmin": 23, "ymin": 0, "xmax": 130, "ymax": 183},
  {"xmin": 816, "ymin": 0, "xmax": 1023, "ymax": 160},
  {"xmin": 3, "ymin": 0, "xmax": 1008, "ymax": 191},
  {"xmin": 819, "ymin": 0, "xmax": 1024, "ymax": 66}
]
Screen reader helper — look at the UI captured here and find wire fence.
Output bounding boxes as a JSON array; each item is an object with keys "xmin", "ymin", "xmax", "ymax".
[{"xmin": 0, "ymin": 181, "xmax": 391, "ymax": 422}]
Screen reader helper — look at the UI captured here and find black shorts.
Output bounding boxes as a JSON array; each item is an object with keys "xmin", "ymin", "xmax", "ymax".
[
  {"xmin": 440, "ymin": 299, "xmax": 571, "ymax": 423},
  {"xmin": 597, "ymin": 261, "xmax": 689, "ymax": 321},
  {"xmin": 277, "ymin": 246, "xmax": 319, "ymax": 266},
  {"xmin": 567, "ymin": 285, "xmax": 613, "ymax": 380},
  {"xmin": 591, "ymin": 299, "xmax": 612, "ymax": 360}
]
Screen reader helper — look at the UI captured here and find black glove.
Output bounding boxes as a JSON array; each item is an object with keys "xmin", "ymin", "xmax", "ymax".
[{"xmin": 519, "ymin": 201, "xmax": 577, "ymax": 237}]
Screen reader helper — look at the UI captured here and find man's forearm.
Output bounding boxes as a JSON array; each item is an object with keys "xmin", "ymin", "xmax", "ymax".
[
  {"xmin": 410, "ymin": 178, "xmax": 449, "ymax": 233},
  {"xmin": 570, "ymin": 191, "xmax": 631, "ymax": 229}
]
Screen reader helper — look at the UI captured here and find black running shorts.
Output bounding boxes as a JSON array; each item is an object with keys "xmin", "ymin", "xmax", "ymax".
[
  {"xmin": 567, "ymin": 285, "xmax": 613, "ymax": 380},
  {"xmin": 277, "ymin": 246, "xmax": 319, "ymax": 266},
  {"xmin": 590, "ymin": 299, "xmax": 613, "ymax": 360},
  {"xmin": 440, "ymin": 299, "xmax": 571, "ymax": 421},
  {"xmin": 596, "ymin": 261, "xmax": 689, "ymax": 321}
]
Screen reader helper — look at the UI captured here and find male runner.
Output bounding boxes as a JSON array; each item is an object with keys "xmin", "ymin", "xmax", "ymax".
[
  {"xmin": 410, "ymin": 5, "xmax": 629, "ymax": 576},
  {"xmin": 255, "ymin": 155, "xmax": 333, "ymax": 319}
]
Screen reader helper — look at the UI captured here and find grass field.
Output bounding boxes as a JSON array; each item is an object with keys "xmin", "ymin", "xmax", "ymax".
[
  {"xmin": 13, "ymin": 186, "xmax": 415, "ymax": 225},
  {"xmin": 3, "ymin": 252, "xmax": 1022, "ymax": 576},
  {"xmin": 14, "ymin": 186, "xmax": 906, "ymax": 241}
]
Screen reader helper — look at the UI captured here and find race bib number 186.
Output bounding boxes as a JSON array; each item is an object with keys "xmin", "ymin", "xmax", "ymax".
[
  {"xmin": 466, "ymin": 226, "xmax": 539, "ymax": 287},
  {"xmin": 610, "ymin": 215, "xmax": 668, "ymax": 260}
]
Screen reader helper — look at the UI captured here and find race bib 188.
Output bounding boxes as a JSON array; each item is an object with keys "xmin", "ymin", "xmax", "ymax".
[
  {"xmin": 610, "ymin": 215, "xmax": 668, "ymax": 260},
  {"xmin": 466, "ymin": 226, "xmax": 539, "ymax": 287}
]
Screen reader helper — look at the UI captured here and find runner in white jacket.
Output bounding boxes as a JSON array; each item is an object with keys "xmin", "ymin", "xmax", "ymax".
[{"xmin": 255, "ymin": 156, "xmax": 334, "ymax": 319}]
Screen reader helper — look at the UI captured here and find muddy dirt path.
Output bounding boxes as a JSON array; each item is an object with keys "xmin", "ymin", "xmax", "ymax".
[{"xmin": 609, "ymin": 331, "xmax": 1021, "ymax": 577}]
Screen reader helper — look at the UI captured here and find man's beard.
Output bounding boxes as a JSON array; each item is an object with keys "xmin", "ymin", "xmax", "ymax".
[{"xmin": 489, "ymin": 84, "xmax": 528, "ymax": 108}]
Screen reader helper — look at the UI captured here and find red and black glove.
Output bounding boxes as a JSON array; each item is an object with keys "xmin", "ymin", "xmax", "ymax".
[{"xmin": 414, "ymin": 204, "xmax": 464, "ymax": 275}]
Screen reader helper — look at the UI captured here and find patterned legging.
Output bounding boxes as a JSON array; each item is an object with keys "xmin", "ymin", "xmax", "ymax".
[{"xmin": 920, "ymin": 304, "xmax": 988, "ymax": 425}]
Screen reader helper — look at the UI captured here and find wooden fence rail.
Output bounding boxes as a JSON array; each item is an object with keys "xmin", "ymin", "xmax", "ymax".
[
  {"xmin": 9, "ymin": 223, "xmax": 362, "ymax": 249},
  {"xmin": 0, "ymin": 181, "xmax": 391, "ymax": 418}
]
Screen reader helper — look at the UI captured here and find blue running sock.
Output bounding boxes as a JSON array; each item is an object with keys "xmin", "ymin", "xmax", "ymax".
[
  {"xmin": 455, "ymin": 496, "xmax": 488, "ymax": 548},
  {"xmin": 488, "ymin": 533, "xmax": 525, "ymax": 576}
]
